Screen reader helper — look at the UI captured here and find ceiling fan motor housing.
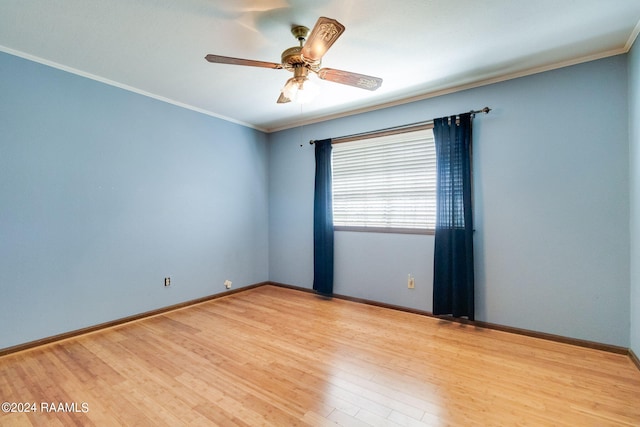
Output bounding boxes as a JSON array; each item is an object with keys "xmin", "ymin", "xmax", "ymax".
[
  {"xmin": 281, "ymin": 46, "xmax": 321, "ymax": 72},
  {"xmin": 281, "ymin": 46, "xmax": 305, "ymax": 69},
  {"xmin": 281, "ymin": 25, "xmax": 320, "ymax": 72}
]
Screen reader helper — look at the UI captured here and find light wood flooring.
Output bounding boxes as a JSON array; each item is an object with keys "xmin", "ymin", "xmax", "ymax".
[{"xmin": 1, "ymin": 285, "xmax": 639, "ymax": 426}]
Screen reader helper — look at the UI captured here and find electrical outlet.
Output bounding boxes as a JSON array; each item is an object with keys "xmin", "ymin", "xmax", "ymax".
[
  {"xmin": 164, "ymin": 277, "xmax": 171, "ymax": 287},
  {"xmin": 408, "ymin": 274, "xmax": 415, "ymax": 289},
  {"xmin": 224, "ymin": 280, "xmax": 232, "ymax": 289}
]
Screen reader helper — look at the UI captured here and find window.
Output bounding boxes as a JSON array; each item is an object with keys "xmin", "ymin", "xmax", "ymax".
[{"xmin": 332, "ymin": 126, "xmax": 436, "ymax": 233}]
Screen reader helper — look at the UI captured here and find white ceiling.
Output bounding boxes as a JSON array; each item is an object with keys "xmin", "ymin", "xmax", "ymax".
[{"xmin": 1, "ymin": 0, "xmax": 640, "ymax": 132}]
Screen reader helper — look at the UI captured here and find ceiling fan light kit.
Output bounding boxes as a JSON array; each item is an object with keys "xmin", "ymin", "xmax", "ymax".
[
  {"xmin": 205, "ymin": 17, "xmax": 382, "ymax": 104},
  {"xmin": 280, "ymin": 68, "xmax": 319, "ymax": 104}
]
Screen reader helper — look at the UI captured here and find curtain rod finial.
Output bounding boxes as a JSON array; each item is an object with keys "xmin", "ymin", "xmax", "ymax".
[
  {"xmin": 470, "ymin": 106, "xmax": 491, "ymax": 116},
  {"xmin": 309, "ymin": 140, "xmax": 315, "ymax": 145}
]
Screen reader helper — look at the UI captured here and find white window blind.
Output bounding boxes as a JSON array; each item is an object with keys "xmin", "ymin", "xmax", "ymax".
[{"xmin": 332, "ymin": 128, "xmax": 436, "ymax": 232}]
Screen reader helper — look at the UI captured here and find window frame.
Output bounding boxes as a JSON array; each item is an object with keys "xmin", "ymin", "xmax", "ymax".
[{"xmin": 331, "ymin": 122, "xmax": 436, "ymax": 235}]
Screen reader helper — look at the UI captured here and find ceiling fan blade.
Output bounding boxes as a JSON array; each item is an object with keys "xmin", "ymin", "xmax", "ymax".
[
  {"xmin": 317, "ymin": 68, "xmax": 383, "ymax": 91},
  {"xmin": 205, "ymin": 54, "xmax": 283, "ymax": 69},
  {"xmin": 277, "ymin": 92, "xmax": 291, "ymax": 104},
  {"xmin": 300, "ymin": 17, "xmax": 345, "ymax": 63}
]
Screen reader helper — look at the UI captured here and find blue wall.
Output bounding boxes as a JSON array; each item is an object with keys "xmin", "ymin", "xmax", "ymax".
[
  {"xmin": 630, "ymin": 37, "xmax": 640, "ymax": 357},
  {"xmin": 1, "ymin": 47, "xmax": 635, "ymax": 351},
  {"xmin": 269, "ymin": 55, "xmax": 631, "ymax": 347},
  {"xmin": 0, "ymin": 52, "xmax": 270, "ymax": 349}
]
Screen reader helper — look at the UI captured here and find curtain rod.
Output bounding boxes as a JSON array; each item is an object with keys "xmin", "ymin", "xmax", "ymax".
[{"xmin": 309, "ymin": 106, "xmax": 491, "ymax": 145}]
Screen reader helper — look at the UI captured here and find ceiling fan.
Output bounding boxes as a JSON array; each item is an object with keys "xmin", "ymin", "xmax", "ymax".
[{"xmin": 205, "ymin": 17, "xmax": 383, "ymax": 104}]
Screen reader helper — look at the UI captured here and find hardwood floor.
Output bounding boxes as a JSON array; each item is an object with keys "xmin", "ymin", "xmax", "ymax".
[{"xmin": 1, "ymin": 285, "xmax": 639, "ymax": 426}]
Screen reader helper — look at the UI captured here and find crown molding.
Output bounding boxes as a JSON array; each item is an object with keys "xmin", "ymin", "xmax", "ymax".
[
  {"xmin": 625, "ymin": 18, "xmax": 640, "ymax": 52},
  {"xmin": 266, "ymin": 47, "xmax": 629, "ymax": 133},
  {"xmin": 0, "ymin": 45, "xmax": 269, "ymax": 133}
]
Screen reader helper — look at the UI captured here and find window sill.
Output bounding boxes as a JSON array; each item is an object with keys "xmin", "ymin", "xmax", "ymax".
[{"xmin": 333, "ymin": 226, "xmax": 435, "ymax": 235}]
